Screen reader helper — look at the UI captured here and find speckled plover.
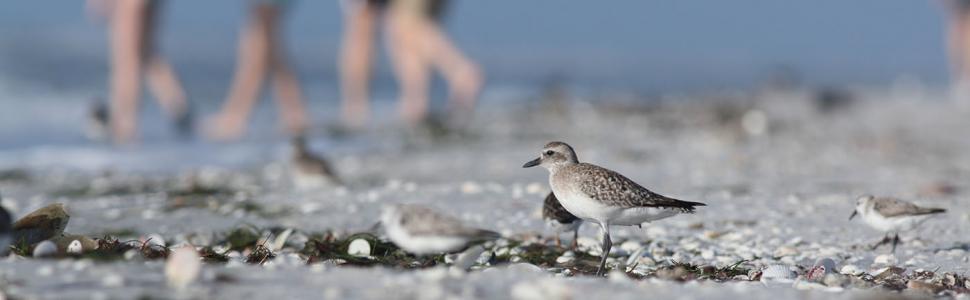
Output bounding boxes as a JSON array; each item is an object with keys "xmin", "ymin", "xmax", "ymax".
[
  {"xmin": 849, "ymin": 195, "xmax": 946, "ymax": 253},
  {"xmin": 523, "ymin": 141, "xmax": 705, "ymax": 275},
  {"xmin": 381, "ymin": 204, "xmax": 501, "ymax": 255},
  {"xmin": 542, "ymin": 192, "xmax": 582, "ymax": 249},
  {"xmin": 0, "ymin": 196, "xmax": 11, "ymax": 255},
  {"xmin": 290, "ymin": 136, "xmax": 341, "ymax": 188}
]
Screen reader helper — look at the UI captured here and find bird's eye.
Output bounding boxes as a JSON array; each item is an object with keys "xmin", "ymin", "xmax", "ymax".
[{"xmin": 544, "ymin": 150, "xmax": 554, "ymax": 156}]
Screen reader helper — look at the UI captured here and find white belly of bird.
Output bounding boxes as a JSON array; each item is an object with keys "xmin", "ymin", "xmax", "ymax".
[
  {"xmin": 863, "ymin": 212, "xmax": 930, "ymax": 232},
  {"xmin": 552, "ymin": 187, "xmax": 679, "ymax": 226},
  {"xmin": 385, "ymin": 223, "xmax": 468, "ymax": 255},
  {"xmin": 292, "ymin": 171, "xmax": 330, "ymax": 190}
]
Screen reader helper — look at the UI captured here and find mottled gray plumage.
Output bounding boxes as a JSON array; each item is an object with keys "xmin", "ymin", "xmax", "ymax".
[
  {"xmin": 871, "ymin": 196, "xmax": 946, "ymax": 217},
  {"xmin": 394, "ymin": 204, "xmax": 500, "ymax": 239},
  {"xmin": 542, "ymin": 192, "xmax": 578, "ymax": 224},
  {"xmin": 524, "ymin": 141, "xmax": 705, "ymax": 275},
  {"xmin": 555, "ymin": 163, "xmax": 705, "ymax": 212}
]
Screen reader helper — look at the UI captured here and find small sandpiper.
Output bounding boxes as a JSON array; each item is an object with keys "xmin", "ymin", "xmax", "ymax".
[
  {"xmin": 0, "ymin": 197, "xmax": 11, "ymax": 255},
  {"xmin": 523, "ymin": 141, "xmax": 705, "ymax": 275},
  {"xmin": 542, "ymin": 192, "xmax": 582, "ymax": 249},
  {"xmin": 85, "ymin": 101, "xmax": 110, "ymax": 141},
  {"xmin": 290, "ymin": 136, "xmax": 341, "ymax": 188},
  {"xmin": 381, "ymin": 204, "xmax": 501, "ymax": 255},
  {"xmin": 849, "ymin": 195, "xmax": 946, "ymax": 253}
]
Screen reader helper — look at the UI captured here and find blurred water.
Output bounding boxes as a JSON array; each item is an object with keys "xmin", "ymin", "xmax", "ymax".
[{"xmin": 0, "ymin": 0, "xmax": 953, "ymax": 150}]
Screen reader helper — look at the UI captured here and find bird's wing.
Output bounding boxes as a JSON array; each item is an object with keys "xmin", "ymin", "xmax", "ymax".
[
  {"xmin": 542, "ymin": 192, "xmax": 579, "ymax": 223},
  {"xmin": 873, "ymin": 197, "xmax": 946, "ymax": 217},
  {"xmin": 576, "ymin": 163, "xmax": 705, "ymax": 212}
]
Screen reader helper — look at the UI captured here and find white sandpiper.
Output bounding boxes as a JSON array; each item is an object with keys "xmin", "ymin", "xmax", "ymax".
[
  {"xmin": 381, "ymin": 204, "xmax": 501, "ymax": 255},
  {"xmin": 849, "ymin": 194, "xmax": 946, "ymax": 253},
  {"xmin": 523, "ymin": 141, "xmax": 705, "ymax": 275},
  {"xmin": 290, "ymin": 136, "xmax": 341, "ymax": 188},
  {"xmin": 542, "ymin": 192, "xmax": 582, "ymax": 249}
]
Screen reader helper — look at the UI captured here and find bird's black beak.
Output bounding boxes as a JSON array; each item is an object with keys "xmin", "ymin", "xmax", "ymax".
[
  {"xmin": 522, "ymin": 157, "xmax": 541, "ymax": 168},
  {"xmin": 849, "ymin": 210, "xmax": 857, "ymax": 220}
]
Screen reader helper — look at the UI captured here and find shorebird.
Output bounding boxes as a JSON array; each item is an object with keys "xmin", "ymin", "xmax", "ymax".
[
  {"xmin": 849, "ymin": 195, "xmax": 946, "ymax": 253},
  {"xmin": 542, "ymin": 192, "xmax": 581, "ymax": 249},
  {"xmin": 290, "ymin": 136, "xmax": 341, "ymax": 188},
  {"xmin": 0, "ymin": 200, "xmax": 11, "ymax": 255},
  {"xmin": 523, "ymin": 141, "xmax": 705, "ymax": 275},
  {"xmin": 381, "ymin": 204, "xmax": 501, "ymax": 255}
]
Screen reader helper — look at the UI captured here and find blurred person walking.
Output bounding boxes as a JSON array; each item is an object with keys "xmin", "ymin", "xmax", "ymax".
[
  {"xmin": 205, "ymin": 0, "xmax": 309, "ymax": 141},
  {"xmin": 339, "ymin": 0, "xmax": 482, "ymax": 129},
  {"xmin": 87, "ymin": 0, "xmax": 191, "ymax": 144},
  {"xmin": 944, "ymin": 0, "xmax": 970, "ymax": 96}
]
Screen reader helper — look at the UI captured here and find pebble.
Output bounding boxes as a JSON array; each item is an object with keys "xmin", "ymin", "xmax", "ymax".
[
  {"xmin": 619, "ymin": 240, "xmax": 642, "ymax": 253},
  {"xmin": 822, "ymin": 273, "xmax": 849, "ymax": 287},
  {"xmin": 839, "ymin": 264, "xmax": 864, "ymax": 276},
  {"xmin": 873, "ymin": 254, "xmax": 897, "ymax": 265},
  {"xmin": 32, "ymin": 240, "xmax": 58, "ymax": 258},
  {"xmin": 346, "ymin": 239, "xmax": 371, "ymax": 257}
]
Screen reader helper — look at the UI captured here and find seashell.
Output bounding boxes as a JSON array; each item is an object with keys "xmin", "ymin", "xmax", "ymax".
[
  {"xmin": 346, "ymin": 239, "xmax": 370, "ymax": 257},
  {"xmin": 166, "ymin": 246, "xmax": 201, "ymax": 290},
  {"xmin": 66, "ymin": 240, "xmax": 83, "ymax": 254},
  {"xmin": 451, "ymin": 245, "xmax": 485, "ymax": 271},
  {"xmin": 761, "ymin": 265, "xmax": 797, "ymax": 282}
]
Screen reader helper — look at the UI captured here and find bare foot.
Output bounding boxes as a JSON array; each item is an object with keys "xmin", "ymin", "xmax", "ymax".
[
  {"xmin": 341, "ymin": 100, "xmax": 369, "ymax": 129},
  {"xmin": 203, "ymin": 113, "xmax": 247, "ymax": 141}
]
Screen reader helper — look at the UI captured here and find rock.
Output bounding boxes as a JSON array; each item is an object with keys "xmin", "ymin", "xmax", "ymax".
[
  {"xmin": 840, "ymin": 264, "xmax": 864, "ymax": 276},
  {"xmin": 12, "ymin": 203, "xmax": 69, "ymax": 246},
  {"xmin": 822, "ymin": 273, "xmax": 849, "ymax": 287},
  {"xmin": 346, "ymin": 239, "xmax": 370, "ymax": 257},
  {"xmin": 32, "ymin": 240, "xmax": 57, "ymax": 257},
  {"xmin": 555, "ymin": 254, "xmax": 574, "ymax": 264},
  {"xmin": 908, "ymin": 280, "xmax": 945, "ymax": 294},
  {"xmin": 166, "ymin": 246, "xmax": 201, "ymax": 290}
]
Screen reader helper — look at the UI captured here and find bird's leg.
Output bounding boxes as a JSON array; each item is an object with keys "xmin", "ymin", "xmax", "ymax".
[
  {"xmin": 596, "ymin": 223, "xmax": 612, "ymax": 276},
  {"xmin": 891, "ymin": 233, "xmax": 900, "ymax": 254},
  {"xmin": 555, "ymin": 234, "xmax": 562, "ymax": 248},
  {"xmin": 870, "ymin": 234, "xmax": 891, "ymax": 250},
  {"xmin": 570, "ymin": 228, "xmax": 579, "ymax": 250}
]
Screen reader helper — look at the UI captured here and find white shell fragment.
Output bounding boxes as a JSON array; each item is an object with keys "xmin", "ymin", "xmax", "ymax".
[
  {"xmin": 761, "ymin": 265, "xmax": 798, "ymax": 282},
  {"xmin": 166, "ymin": 246, "xmax": 201, "ymax": 290},
  {"xmin": 66, "ymin": 240, "xmax": 83, "ymax": 254},
  {"xmin": 347, "ymin": 239, "xmax": 371, "ymax": 257}
]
